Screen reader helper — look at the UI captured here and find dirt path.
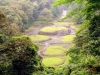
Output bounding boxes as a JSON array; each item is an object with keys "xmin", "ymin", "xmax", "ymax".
[
  {"xmin": 69, "ymin": 28, "xmax": 76, "ymax": 35},
  {"xmin": 38, "ymin": 42, "xmax": 49, "ymax": 57},
  {"xmin": 25, "ymin": 26, "xmax": 42, "ymax": 35}
]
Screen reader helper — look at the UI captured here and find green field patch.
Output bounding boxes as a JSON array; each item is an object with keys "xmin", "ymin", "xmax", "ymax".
[
  {"xmin": 44, "ymin": 45, "xmax": 66, "ymax": 56},
  {"xmin": 40, "ymin": 26, "xmax": 68, "ymax": 33},
  {"xmin": 29, "ymin": 35, "xmax": 50, "ymax": 42},
  {"xmin": 44, "ymin": 49, "xmax": 64, "ymax": 56},
  {"xmin": 42, "ymin": 57, "xmax": 64, "ymax": 67},
  {"xmin": 47, "ymin": 45, "xmax": 66, "ymax": 51},
  {"xmin": 13, "ymin": 35, "xmax": 50, "ymax": 42},
  {"xmin": 60, "ymin": 55, "xmax": 71, "ymax": 67},
  {"xmin": 64, "ymin": 55, "xmax": 71, "ymax": 64},
  {"xmin": 61, "ymin": 35, "xmax": 75, "ymax": 43}
]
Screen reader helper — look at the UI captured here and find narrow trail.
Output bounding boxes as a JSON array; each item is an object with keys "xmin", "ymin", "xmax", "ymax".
[{"xmin": 38, "ymin": 42, "xmax": 49, "ymax": 58}]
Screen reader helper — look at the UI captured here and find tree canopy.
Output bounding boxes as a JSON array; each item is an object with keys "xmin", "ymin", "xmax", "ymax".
[{"xmin": 53, "ymin": 0, "xmax": 100, "ymax": 74}]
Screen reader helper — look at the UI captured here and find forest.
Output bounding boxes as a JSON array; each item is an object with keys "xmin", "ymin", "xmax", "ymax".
[{"xmin": 0, "ymin": 0, "xmax": 100, "ymax": 75}]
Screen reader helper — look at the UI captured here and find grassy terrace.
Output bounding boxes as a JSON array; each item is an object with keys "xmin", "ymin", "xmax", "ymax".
[
  {"xmin": 42, "ymin": 57, "xmax": 64, "ymax": 67},
  {"xmin": 23, "ymin": 21, "xmax": 77, "ymax": 67},
  {"xmin": 29, "ymin": 35, "xmax": 50, "ymax": 42},
  {"xmin": 40, "ymin": 26, "xmax": 68, "ymax": 33},
  {"xmin": 13, "ymin": 35, "xmax": 50, "ymax": 42},
  {"xmin": 44, "ymin": 45, "xmax": 66, "ymax": 56},
  {"xmin": 42, "ymin": 45, "xmax": 68, "ymax": 66},
  {"xmin": 44, "ymin": 45, "xmax": 65, "ymax": 56},
  {"xmin": 61, "ymin": 35, "xmax": 75, "ymax": 43}
]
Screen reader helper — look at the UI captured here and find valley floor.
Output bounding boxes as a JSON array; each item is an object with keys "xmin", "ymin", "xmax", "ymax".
[{"xmin": 25, "ymin": 21, "xmax": 77, "ymax": 67}]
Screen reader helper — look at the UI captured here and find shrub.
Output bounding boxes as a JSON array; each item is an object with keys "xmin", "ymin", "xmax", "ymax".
[{"xmin": 0, "ymin": 37, "xmax": 43, "ymax": 75}]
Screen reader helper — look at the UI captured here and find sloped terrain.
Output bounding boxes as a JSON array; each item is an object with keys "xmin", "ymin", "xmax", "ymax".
[{"xmin": 25, "ymin": 22, "xmax": 77, "ymax": 66}]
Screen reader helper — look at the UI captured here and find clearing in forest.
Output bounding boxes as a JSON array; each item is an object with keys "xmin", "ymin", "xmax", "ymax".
[{"xmin": 25, "ymin": 22, "xmax": 77, "ymax": 67}]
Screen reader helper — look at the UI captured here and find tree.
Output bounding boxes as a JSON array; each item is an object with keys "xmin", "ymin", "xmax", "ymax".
[
  {"xmin": 54, "ymin": 0, "xmax": 100, "ymax": 74},
  {"xmin": 0, "ymin": 11, "xmax": 43, "ymax": 75},
  {"xmin": 0, "ymin": 11, "xmax": 21, "ymax": 36},
  {"xmin": 0, "ymin": 37, "xmax": 43, "ymax": 75},
  {"xmin": 38, "ymin": 8, "xmax": 53, "ymax": 22},
  {"xmin": 53, "ymin": 0, "xmax": 85, "ymax": 24}
]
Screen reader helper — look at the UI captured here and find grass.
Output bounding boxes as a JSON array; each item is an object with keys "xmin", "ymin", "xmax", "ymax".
[
  {"xmin": 44, "ymin": 45, "xmax": 66, "ymax": 56},
  {"xmin": 64, "ymin": 55, "xmax": 71, "ymax": 64},
  {"xmin": 60, "ymin": 55, "xmax": 71, "ymax": 67},
  {"xmin": 13, "ymin": 35, "xmax": 50, "ymax": 42},
  {"xmin": 42, "ymin": 57, "xmax": 63, "ymax": 67},
  {"xmin": 29, "ymin": 35, "xmax": 50, "ymax": 42},
  {"xmin": 40, "ymin": 26, "xmax": 68, "ymax": 33},
  {"xmin": 61, "ymin": 35, "xmax": 75, "ymax": 43},
  {"xmin": 54, "ymin": 21, "xmax": 78, "ymax": 30},
  {"xmin": 0, "ymin": 34, "xmax": 2, "ymax": 36},
  {"xmin": 44, "ymin": 49, "xmax": 64, "ymax": 56},
  {"xmin": 47, "ymin": 45, "xmax": 66, "ymax": 50}
]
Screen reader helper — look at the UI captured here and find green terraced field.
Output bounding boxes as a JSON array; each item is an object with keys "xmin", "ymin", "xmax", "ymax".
[
  {"xmin": 42, "ymin": 57, "xmax": 64, "ymax": 67},
  {"xmin": 44, "ymin": 45, "xmax": 66, "ymax": 55},
  {"xmin": 40, "ymin": 26, "xmax": 68, "ymax": 33},
  {"xmin": 13, "ymin": 35, "xmax": 50, "ymax": 42},
  {"xmin": 29, "ymin": 35, "xmax": 50, "ymax": 42},
  {"xmin": 61, "ymin": 35, "xmax": 75, "ymax": 42},
  {"xmin": 44, "ymin": 49, "xmax": 64, "ymax": 56}
]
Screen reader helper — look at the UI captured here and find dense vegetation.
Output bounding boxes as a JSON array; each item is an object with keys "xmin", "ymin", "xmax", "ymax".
[
  {"xmin": 0, "ymin": 0, "xmax": 63, "ymax": 30},
  {"xmin": 53, "ymin": 0, "xmax": 100, "ymax": 75},
  {"xmin": 0, "ymin": 0, "xmax": 100, "ymax": 75},
  {"xmin": 0, "ymin": 11, "xmax": 44, "ymax": 75}
]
